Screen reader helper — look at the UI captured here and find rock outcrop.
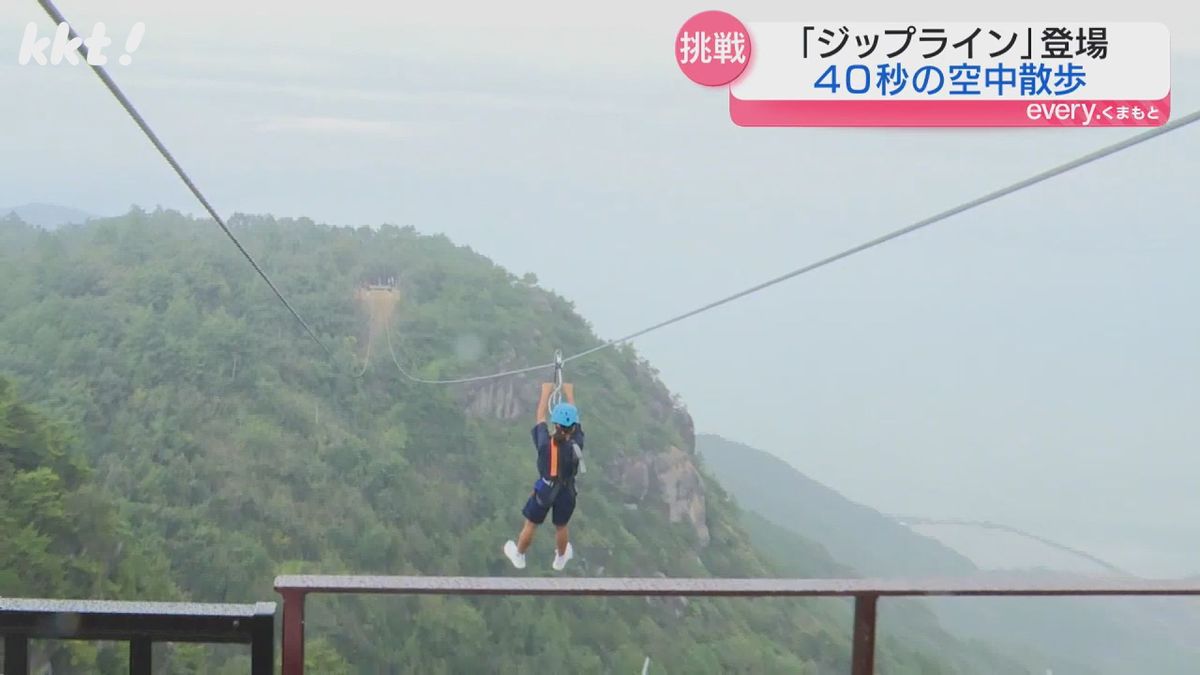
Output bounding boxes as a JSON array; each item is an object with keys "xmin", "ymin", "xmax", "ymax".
[
  {"xmin": 613, "ymin": 445, "xmax": 710, "ymax": 547},
  {"xmin": 464, "ymin": 376, "xmax": 527, "ymax": 420}
]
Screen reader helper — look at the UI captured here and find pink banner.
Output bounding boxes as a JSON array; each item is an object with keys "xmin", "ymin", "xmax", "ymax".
[{"xmin": 730, "ymin": 93, "xmax": 1171, "ymax": 127}]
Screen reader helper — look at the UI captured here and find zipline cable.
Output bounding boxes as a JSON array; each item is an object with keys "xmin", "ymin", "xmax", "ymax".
[
  {"xmin": 563, "ymin": 108, "xmax": 1200, "ymax": 365},
  {"xmin": 894, "ymin": 515, "xmax": 1133, "ymax": 577},
  {"xmin": 384, "ymin": 319, "xmax": 556, "ymax": 384},
  {"xmin": 35, "ymin": 0, "xmax": 336, "ymax": 359},
  {"xmin": 390, "ymin": 107, "xmax": 1200, "ymax": 382},
  {"xmin": 43, "ymin": 0, "xmax": 1200, "ymax": 384}
]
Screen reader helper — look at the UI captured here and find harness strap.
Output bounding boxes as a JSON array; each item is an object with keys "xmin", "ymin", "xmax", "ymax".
[{"xmin": 550, "ymin": 438, "xmax": 559, "ymax": 478}]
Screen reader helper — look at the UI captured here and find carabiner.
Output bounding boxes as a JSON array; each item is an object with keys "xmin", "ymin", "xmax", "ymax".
[{"xmin": 548, "ymin": 349, "xmax": 565, "ymax": 413}]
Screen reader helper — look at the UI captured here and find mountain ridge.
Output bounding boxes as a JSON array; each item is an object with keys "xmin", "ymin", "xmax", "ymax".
[
  {"xmin": 697, "ymin": 432, "xmax": 1200, "ymax": 675},
  {"xmin": 2, "ymin": 202, "xmax": 95, "ymax": 229}
]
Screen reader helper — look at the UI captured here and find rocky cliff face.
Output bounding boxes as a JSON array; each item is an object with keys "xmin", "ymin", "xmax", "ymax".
[
  {"xmin": 612, "ymin": 445, "xmax": 711, "ymax": 547},
  {"xmin": 614, "ymin": 362, "xmax": 709, "ymax": 547},
  {"xmin": 464, "ymin": 376, "xmax": 527, "ymax": 420}
]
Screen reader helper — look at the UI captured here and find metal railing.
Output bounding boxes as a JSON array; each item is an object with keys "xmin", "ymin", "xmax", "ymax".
[
  {"xmin": 273, "ymin": 575, "xmax": 1200, "ymax": 675},
  {"xmin": 0, "ymin": 598, "xmax": 275, "ymax": 675}
]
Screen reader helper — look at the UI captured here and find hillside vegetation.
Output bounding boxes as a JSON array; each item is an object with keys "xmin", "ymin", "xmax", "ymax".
[{"xmin": 1, "ymin": 209, "xmax": 1007, "ymax": 673}]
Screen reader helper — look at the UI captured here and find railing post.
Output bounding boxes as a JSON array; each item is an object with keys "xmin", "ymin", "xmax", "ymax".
[
  {"xmin": 280, "ymin": 590, "xmax": 306, "ymax": 675},
  {"xmin": 129, "ymin": 637, "xmax": 152, "ymax": 675},
  {"xmin": 250, "ymin": 609, "xmax": 275, "ymax": 675},
  {"xmin": 851, "ymin": 594, "xmax": 878, "ymax": 675},
  {"xmin": 4, "ymin": 635, "xmax": 30, "ymax": 674}
]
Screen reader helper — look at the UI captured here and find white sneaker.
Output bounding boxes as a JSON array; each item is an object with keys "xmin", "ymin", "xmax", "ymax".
[
  {"xmin": 503, "ymin": 540, "xmax": 526, "ymax": 569},
  {"xmin": 552, "ymin": 543, "xmax": 574, "ymax": 571}
]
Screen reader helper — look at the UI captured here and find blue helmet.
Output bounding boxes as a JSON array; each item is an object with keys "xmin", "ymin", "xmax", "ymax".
[{"xmin": 550, "ymin": 402, "xmax": 579, "ymax": 428}]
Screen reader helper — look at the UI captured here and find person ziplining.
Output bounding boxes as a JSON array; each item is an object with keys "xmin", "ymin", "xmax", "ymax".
[{"xmin": 504, "ymin": 353, "xmax": 584, "ymax": 571}]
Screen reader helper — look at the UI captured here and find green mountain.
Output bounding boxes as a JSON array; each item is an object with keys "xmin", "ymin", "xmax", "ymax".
[
  {"xmin": 697, "ymin": 435, "xmax": 974, "ymax": 577},
  {"xmin": 0, "ymin": 203, "xmax": 94, "ymax": 230},
  {"xmin": 2, "ymin": 208, "xmax": 995, "ymax": 673},
  {"xmin": 0, "ymin": 375, "xmax": 196, "ymax": 671},
  {"xmin": 698, "ymin": 433, "xmax": 1200, "ymax": 675},
  {"xmin": 738, "ymin": 511, "xmax": 1031, "ymax": 674}
]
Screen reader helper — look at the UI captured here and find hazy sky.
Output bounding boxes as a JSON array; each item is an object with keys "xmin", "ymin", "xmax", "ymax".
[{"xmin": 3, "ymin": 1, "xmax": 1199, "ymax": 576}]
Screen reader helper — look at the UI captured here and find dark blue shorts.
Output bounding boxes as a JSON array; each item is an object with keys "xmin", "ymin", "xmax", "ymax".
[{"xmin": 522, "ymin": 482, "xmax": 576, "ymax": 526}]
